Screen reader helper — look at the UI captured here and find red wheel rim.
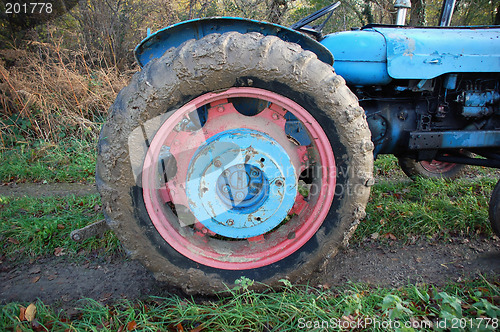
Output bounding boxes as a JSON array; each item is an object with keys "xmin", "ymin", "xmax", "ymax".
[{"xmin": 142, "ymin": 87, "xmax": 336, "ymax": 269}]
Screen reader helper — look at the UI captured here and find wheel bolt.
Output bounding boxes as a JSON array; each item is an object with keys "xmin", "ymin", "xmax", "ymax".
[
  {"xmin": 275, "ymin": 180, "xmax": 283, "ymax": 187},
  {"xmin": 222, "ymin": 185, "xmax": 230, "ymax": 193},
  {"xmin": 218, "ymin": 106, "xmax": 224, "ymax": 113},
  {"xmin": 272, "ymin": 113, "xmax": 279, "ymax": 120},
  {"xmin": 235, "ymin": 192, "xmax": 245, "ymax": 200},
  {"xmin": 227, "ymin": 219, "xmax": 234, "ymax": 226},
  {"xmin": 214, "ymin": 159, "xmax": 222, "ymax": 167}
]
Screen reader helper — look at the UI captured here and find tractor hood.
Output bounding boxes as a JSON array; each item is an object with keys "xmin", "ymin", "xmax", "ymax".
[
  {"xmin": 374, "ymin": 25, "xmax": 500, "ymax": 80},
  {"xmin": 322, "ymin": 25, "xmax": 500, "ymax": 85}
]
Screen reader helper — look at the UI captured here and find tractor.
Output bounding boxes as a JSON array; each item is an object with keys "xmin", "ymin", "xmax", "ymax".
[{"xmin": 94, "ymin": 0, "xmax": 500, "ymax": 293}]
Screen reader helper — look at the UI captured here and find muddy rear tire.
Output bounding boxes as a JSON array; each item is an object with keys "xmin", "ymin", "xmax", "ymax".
[
  {"xmin": 96, "ymin": 32, "xmax": 373, "ymax": 294},
  {"xmin": 398, "ymin": 157, "xmax": 466, "ymax": 180},
  {"xmin": 489, "ymin": 179, "xmax": 500, "ymax": 237}
]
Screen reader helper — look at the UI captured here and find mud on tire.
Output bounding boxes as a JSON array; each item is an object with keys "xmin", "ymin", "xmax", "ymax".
[{"xmin": 96, "ymin": 32, "xmax": 373, "ymax": 294}]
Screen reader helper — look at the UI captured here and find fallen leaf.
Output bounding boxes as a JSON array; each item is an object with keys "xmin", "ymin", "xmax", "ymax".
[
  {"xmin": 127, "ymin": 320, "xmax": 137, "ymax": 331},
  {"xmin": 54, "ymin": 247, "xmax": 64, "ymax": 256},
  {"xmin": 19, "ymin": 306, "xmax": 26, "ymax": 321},
  {"xmin": 99, "ymin": 293, "xmax": 112, "ymax": 302},
  {"xmin": 94, "ymin": 204, "xmax": 101, "ymax": 212},
  {"xmin": 177, "ymin": 323, "xmax": 185, "ymax": 332},
  {"xmin": 321, "ymin": 282, "xmax": 331, "ymax": 290},
  {"xmin": 47, "ymin": 274, "xmax": 57, "ymax": 281},
  {"xmin": 383, "ymin": 233, "xmax": 397, "ymax": 240},
  {"xmin": 392, "ymin": 192, "xmax": 402, "ymax": 200},
  {"xmin": 31, "ymin": 276, "xmax": 41, "ymax": 283},
  {"xmin": 25, "ymin": 303, "xmax": 36, "ymax": 322},
  {"xmin": 57, "ymin": 224, "xmax": 65, "ymax": 230},
  {"xmin": 41, "ymin": 320, "xmax": 54, "ymax": 330},
  {"xmin": 31, "ymin": 319, "xmax": 44, "ymax": 332},
  {"xmin": 190, "ymin": 325, "xmax": 205, "ymax": 332},
  {"xmin": 8, "ymin": 237, "xmax": 20, "ymax": 245},
  {"xmin": 370, "ymin": 232, "xmax": 379, "ymax": 240}
]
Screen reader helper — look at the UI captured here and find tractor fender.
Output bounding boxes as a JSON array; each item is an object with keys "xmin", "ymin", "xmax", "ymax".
[{"xmin": 134, "ymin": 17, "xmax": 333, "ymax": 68}]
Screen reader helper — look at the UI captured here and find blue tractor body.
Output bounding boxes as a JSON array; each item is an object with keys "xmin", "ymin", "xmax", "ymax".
[
  {"xmin": 134, "ymin": 3, "xmax": 500, "ymax": 166},
  {"xmin": 322, "ymin": 26, "xmax": 500, "ymax": 84}
]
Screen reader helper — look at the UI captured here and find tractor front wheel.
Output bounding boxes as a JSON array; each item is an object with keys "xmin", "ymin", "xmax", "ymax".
[{"xmin": 96, "ymin": 32, "xmax": 373, "ymax": 293}]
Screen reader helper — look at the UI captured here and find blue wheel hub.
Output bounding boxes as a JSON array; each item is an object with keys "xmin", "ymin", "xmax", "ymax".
[
  {"xmin": 185, "ymin": 129, "xmax": 297, "ymax": 238},
  {"xmin": 216, "ymin": 164, "xmax": 269, "ymax": 212}
]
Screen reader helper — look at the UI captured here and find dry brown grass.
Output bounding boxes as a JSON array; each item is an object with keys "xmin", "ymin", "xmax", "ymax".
[{"xmin": 0, "ymin": 36, "xmax": 134, "ymax": 147}]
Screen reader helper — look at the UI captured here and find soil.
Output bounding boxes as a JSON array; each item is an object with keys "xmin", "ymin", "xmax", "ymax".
[
  {"xmin": 1, "ymin": 182, "xmax": 499, "ymax": 308},
  {"xmin": 0, "ymin": 182, "xmax": 97, "ymax": 198}
]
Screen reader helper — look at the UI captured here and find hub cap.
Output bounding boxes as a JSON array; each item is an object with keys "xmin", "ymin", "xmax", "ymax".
[{"xmin": 186, "ymin": 129, "xmax": 296, "ymax": 238}]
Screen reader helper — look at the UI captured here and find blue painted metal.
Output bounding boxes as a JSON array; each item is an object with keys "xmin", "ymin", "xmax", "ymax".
[
  {"xmin": 216, "ymin": 164, "xmax": 269, "ymax": 212},
  {"xmin": 371, "ymin": 26, "xmax": 500, "ymax": 80},
  {"xmin": 409, "ymin": 130, "xmax": 500, "ymax": 149},
  {"xmin": 321, "ymin": 29, "xmax": 392, "ymax": 85},
  {"xmin": 321, "ymin": 26, "xmax": 500, "ymax": 85},
  {"xmin": 461, "ymin": 91, "xmax": 500, "ymax": 117},
  {"xmin": 284, "ymin": 112, "xmax": 312, "ymax": 146},
  {"xmin": 134, "ymin": 17, "xmax": 333, "ymax": 68},
  {"xmin": 185, "ymin": 129, "xmax": 297, "ymax": 239}
]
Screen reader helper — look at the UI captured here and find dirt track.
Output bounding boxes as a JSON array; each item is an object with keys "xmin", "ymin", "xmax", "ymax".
[{"xmin": 1, "ymin": 183, "xmax": 499, "ymax": 307}]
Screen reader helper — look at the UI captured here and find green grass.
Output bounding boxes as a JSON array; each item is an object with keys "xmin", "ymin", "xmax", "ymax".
[
  {"xmin": 0, "ymin": 175, "xmax": 496, "ymax": 263},
  {"xmin": 374, "ymin": 155, "xmax": 406, "ymax": 178},
  {"xmin": 0, "ymin": 194, "xmax": 119, "ymax": 262},
  {"xmin": 354, "ymin": 176, "xmax": 496, "ymax": 243},
  {"xmin": 0, "ymin": 138, "xmax": 96, "ymax": 184},
  {"xmin": 1, "ymin": 177, "xmax": 495, "ymax": 264},
  {"xmin": 1, "ymin": 278, "xmax": 499, "ymax": 331},
  {"xmin": 1, "ymin": 144, "xmax": 499, "ymax": 331}
]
